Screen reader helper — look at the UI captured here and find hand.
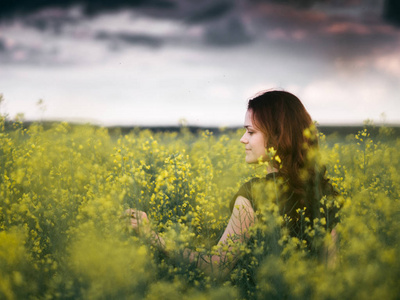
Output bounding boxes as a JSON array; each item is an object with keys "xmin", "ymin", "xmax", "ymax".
[
  {"xmin": 124, "ymin": 208, "xmax": 150, "ymax": 234},
  {"xmin": 123, "ymin": 209, "xmax": 166, "ymax": 252}
]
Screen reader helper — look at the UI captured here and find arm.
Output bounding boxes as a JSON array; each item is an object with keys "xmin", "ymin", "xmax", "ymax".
[
  {"xmin": 184, "ymin": 196, "xmax": 256, "ymax": 278},
  {"xmin": 326, "ymin": 228, "xmax": 338, "ymax": 269},
  {"xmin": 125, "ymin": 196, "xmax": 256, "ymax": 278},
  {"xmin": 125, "ymin": 209, "xmax": 166, "ymax": 249}
]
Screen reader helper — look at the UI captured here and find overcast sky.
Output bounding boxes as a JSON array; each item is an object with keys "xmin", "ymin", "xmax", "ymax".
[{"xmin": 1, "ymin": 0, "xmax": 399, "ymax": 126}]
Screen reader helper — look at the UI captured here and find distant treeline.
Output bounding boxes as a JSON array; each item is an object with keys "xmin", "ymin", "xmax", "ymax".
[
  {"xmin": 109, "ymin": 125, "xmax": 400, "ymax": 139},
  {"xmin": 8, "ymin": 120, "xmax": 399, "ymax": 139}
]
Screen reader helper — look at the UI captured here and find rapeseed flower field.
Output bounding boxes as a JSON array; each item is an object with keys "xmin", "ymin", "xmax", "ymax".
[{"xmin": 0, "ymin": 116, "xmax": 399, "ymax": 299}]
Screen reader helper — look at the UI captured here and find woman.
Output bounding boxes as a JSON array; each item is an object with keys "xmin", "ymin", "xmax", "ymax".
[{"xmin": 126, "ymin": 90, "xmax": 340, "ymax": 277}]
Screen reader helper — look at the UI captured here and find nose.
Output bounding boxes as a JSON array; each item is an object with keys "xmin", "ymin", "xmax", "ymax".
[{"xmin": 240, "ymin": 133, "xmax": 247, "ymax": 144}]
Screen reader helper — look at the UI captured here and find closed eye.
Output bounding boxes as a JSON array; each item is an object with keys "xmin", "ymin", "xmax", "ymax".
[{"xmin": 244, "ymin": 126, "xmax": 255, "ymax": 135}]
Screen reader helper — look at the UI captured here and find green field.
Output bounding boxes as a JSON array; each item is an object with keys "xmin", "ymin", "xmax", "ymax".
[{"xmin": 1, "ymin": 119, "xmax": 399, "ymax": 299}]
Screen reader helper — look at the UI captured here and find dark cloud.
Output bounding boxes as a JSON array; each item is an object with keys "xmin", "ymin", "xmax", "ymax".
[
  {"xmin": 1, "ymin": 0, "xmax": 75, "ymax": 20},
  {"xmin": 1, "ymin": 0, "xmax": 398, "ymax": 62},
  {"xmin": 203, "ymin": 17, "xmax": 253, "ymax": 46},
  {"xmin": 83, "ymin": 0, "xmax": 176, "ymax": 16},
  {"xmin": 0, "ymin": 0, "xmax": 161, "ymax": 19},
  {"xmin": 383, "ymin": 0, "xmax": 400, "ymax": 26},
  {"xmin": 242, "ymin": 1, "xmax": 399, "ymax": 56},
  {"xmin": 95, "ymin": 31, "xmax": 164, "ymax": 48},
  {"xmin": 0, "ymin": 39, "xmax": 5, "ymax": 52},
  {"xmin": 250, "ymin": 0, "xmax": 322, "ymax": 9},
  {"xmin": 20, "ymin": 9, "xmax": 82, "ymax": 34},
  {"xmin": 246, "ymin": 3, "xmax": 328, "ymax": 32},
  {"xmin": 1, "ymin": 0, "xmax": 397, "ymax": 29},
  {"xmin": 315, "ymin": 28, "xmax": 397, "ymax": 59},
  {"xmin": 129, "ymin": 0, "xmax": 236, "ymax": 24},
  {"xmin": 185, "ymin": 1, "xmax": 234, "ymax": 23}
]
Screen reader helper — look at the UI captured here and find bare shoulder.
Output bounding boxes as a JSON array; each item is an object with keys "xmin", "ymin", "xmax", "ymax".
[{"xmin": 232, "ymin": 196, "xmax": 255, "ymax": 216}]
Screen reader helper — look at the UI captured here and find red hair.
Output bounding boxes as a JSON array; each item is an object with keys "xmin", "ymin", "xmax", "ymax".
[
  {"xmin": 248, "ymin": 90, "xmax": 340, "ymax": 241},
  {"xmin": 248, "ymin": 90, "xmax": 317, "ymax": 195}
]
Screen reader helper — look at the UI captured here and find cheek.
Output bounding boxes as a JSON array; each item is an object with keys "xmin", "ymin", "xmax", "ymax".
[{"xmin": 257, "ymin": 135, "xmax": 266, "ymax": 149}]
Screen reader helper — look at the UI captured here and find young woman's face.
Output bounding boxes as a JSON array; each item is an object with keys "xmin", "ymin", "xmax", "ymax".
[{"xmin": 240, "ymin": 109, "xmax": 267, "ymax": 164}]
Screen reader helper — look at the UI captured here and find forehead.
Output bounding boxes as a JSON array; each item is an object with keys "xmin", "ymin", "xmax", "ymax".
[{"xmin": 244, "ymin": 110, "xmax": 254, "ymax": 127}]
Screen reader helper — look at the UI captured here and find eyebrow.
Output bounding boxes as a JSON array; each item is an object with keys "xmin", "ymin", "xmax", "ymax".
[{"xmin": 244, "ymin": 125, "xmax": 253, "ymax": 129}]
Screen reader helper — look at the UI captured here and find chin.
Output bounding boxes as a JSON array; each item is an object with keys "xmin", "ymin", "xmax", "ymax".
[{"xmin": 245, "ymin": 157, "xmax": 257, "ymax": 164}]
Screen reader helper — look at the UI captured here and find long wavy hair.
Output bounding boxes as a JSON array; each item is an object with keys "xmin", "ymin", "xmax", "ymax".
[
  {"xmin": 248, "ymin": 90, "xmax": 335, "ymax": 234},
  {"xmin": 248, "ymin": 90, "xmax": 316, "ymax": 190}
]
